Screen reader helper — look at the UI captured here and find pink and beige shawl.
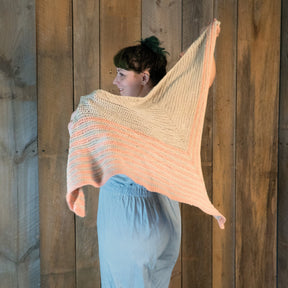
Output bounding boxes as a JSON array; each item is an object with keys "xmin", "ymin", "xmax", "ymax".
[{"xmin": 66, "ymin": 20, "xmax": 226, "ymax": 229}]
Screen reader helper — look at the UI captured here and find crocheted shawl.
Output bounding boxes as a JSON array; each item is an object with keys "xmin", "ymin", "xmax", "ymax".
[{"xmin": 66, "ymin": 20, "xmax": 226, "ymax": 229}]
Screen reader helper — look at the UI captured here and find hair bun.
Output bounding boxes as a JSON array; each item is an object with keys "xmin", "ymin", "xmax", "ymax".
[{"xmin": 140, "ymin": 36, "xmax": 169, "ymax": 56}]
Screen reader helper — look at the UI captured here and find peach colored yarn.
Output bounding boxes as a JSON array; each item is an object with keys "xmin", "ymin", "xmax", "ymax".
[{"xmin": 66, "ymin": 20, "xmax": 226, "ymax": 229}]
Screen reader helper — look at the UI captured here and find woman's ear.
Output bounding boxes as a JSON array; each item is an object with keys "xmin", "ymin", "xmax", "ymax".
[{"xmin": 141, "ymin": 71, "xmax": 150, "ymax": 85}]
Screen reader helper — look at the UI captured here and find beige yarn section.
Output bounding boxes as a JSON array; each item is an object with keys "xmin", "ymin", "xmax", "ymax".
[{"xmin": 66, "ymin": 20, "xmax": 226, "ymax": 229}]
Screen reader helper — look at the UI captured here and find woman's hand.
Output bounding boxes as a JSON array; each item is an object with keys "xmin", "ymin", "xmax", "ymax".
[{"xmin": 216, "ymin": 24, "xmax": 221, "ymax": 38}]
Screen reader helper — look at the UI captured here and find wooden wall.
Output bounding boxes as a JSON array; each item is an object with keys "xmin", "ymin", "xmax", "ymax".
[
  {"xmin": 278, "ymin": 0, "xmax": 288, "ymax": 287},
  {"xmin": 1, "ymin": 0, "xmax": 287, "ymax": 287},
  {"xmin": 0, "ymin": 0, "xmax": 39, "ymax": 287}
]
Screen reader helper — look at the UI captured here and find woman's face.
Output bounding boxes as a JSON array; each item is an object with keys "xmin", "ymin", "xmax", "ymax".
[{"xmin": 113, "ymin": 68, "xmax": 145, "ymax": 97}]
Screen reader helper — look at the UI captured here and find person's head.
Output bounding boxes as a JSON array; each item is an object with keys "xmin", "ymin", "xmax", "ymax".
[{"xmin": 113, "ymin": 36, "xmax": 168, "ymax": 97}]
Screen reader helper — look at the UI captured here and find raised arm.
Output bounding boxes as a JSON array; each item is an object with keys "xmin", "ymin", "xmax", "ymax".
[{"xmin": 209, "ymin": 24, "xmax": 220, "ymax": 87}]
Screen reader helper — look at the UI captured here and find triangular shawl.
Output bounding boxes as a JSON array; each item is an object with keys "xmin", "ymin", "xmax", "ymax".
[{"xmin": 66, "ymin": 20, "xmax": 226, "ymax": 229}]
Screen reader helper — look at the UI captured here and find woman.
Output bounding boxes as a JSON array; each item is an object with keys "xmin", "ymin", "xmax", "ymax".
[
  {"xmin": 97, "ymin": 27, "xmax": 220, "ymax": 287},
  {"xmin": 97, "ymin": 37, "xmax": 181, "ymax": 288}
]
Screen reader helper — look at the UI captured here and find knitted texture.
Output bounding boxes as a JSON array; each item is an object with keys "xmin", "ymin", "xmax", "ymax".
[{"xmin": 66, "ymin": 20, "xmax": 226, "ymax": 229}]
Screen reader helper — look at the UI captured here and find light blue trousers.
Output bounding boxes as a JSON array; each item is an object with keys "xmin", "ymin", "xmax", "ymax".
[{"xmin": 97, "ymin": 175, "xmax": 181, "ymax": 288}]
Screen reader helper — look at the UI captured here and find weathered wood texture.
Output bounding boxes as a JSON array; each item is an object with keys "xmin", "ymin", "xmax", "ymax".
[
  {"xmin": 213, "ymin": 1, "xmax": 237, "ymax": 287},
  {"xmin": 142, "ymin": 2, "xmax": 182, "ymax": 287},
  {"xmin": 73, "ymin": 0, "xmax": 100, "ymax": 101},
  {"xmin": 3, "ymin": 0, "xmax": 284, "ymax": 287},
  {"xmin": 142, "ymin": 0, "xmax": 182, "ymax": 69},
  {"xmin": 100, "ymin": 0, "xmax": 141, "ymax": 93},
  {"xmin": 236, "ymin": 0, "xmax": 280, "ymax": 287},
  {"xmin": 37, "ymin": 0, "xmax": 75, "ymax": 287},
  {"xmin": 73, "ymin": 1, "xmax": 101, "ymax": 287},
  {"xmin": 278, "ymin": 0, "xmax": 288, "ymax": 287},
  {"xmin": 0, "ymin": 0, "xmax": 39, "ymax": 287},
  {"xmin": 181, "ymin": 1, "xmax": 214, "ymax": 287}
]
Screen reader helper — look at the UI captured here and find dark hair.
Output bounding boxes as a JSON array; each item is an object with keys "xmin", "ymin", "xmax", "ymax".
[{"xmin": 113, "ymin": 36, "xmax": 168, "ymax": 87}]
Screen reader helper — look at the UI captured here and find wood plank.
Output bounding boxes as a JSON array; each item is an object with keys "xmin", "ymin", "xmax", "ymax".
[
  {"xmin": 37, "ymin": 0, "xmax": 75, "ymax": 286},
  {"xmin": 181, "ymin": 1, "xmax": 213, "ymax": 287},
  {"xmin": 100, "ymin": 0, "xmax": 141, "ymax": 92},
  {"xmin": 142, "ymin": 0, "xmax": 182, "ymax": 70},
  {"xmin": 212, "ymin": 1, "xmax": 237, "ymax": 287},
  {"xmin": 73, "ymin": 0, "xmax": 100, "ymax": 101},
  {"xmin": 73, "ymin": 1, "xmax": 101, "ymax": 287},
  {"xmin": 236, "ymin": 0, "xmax": 280, "ymax": 287},
  {"xmin": 278, "ymin": 0, "xmax": 288, "ymax": 286},
  {"xmin": 142, "ymin": 1, "xmax": 182, "ymax": 287},
  {"xmin": 75, "ymin": 187, "xmax": 100, "ymax": 288},
  {"xmin": 182, "ymin": 0, "xmax": 215, "ymax": 48},
  {"xmin": 0, "ymin": 0, "xmax": 39, "ymax": 286}
]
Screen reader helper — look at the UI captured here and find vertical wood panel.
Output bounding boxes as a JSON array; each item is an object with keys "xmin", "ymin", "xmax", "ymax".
[
  {"xmin": 236, "ymin": 0, "xmax": 280, "ymax": 287},
  {"xmin": 278, "ymin": 0, "xmax": 288, "ymax": 286},
  {"xmin": 100, "ymin": 0, "xmax": 141, "ymax": 92},
  {"xmin": 73, "ymin": 0, "xmax": 101, "ymax": 287},
  {"xmin": 213, "ymin": 1, "xmax": 237, "ymax": 287},
  {"xmin": 142, "ymin": 1, "xmax": 182, "ymax": 287},
  {"xmin": 37, "ymin": 0, "xmax": 75, "ymax": 286},
  {"xmin": 181, "ymin": 1, "xmax": 214, "ymax": 287},
  {"xmin": 142, "ymin": 0, "xmax": 182, "ymax": 70},
  {"xmin": 73, "ymin": 0, "xmax": 100, "ymax": 101},
  {"xmin": 0, "ymin": 1, "xmax": 284, "ymax": 286},
  {"xmin": 0, "ymin": 0, "xmax": 39, "ymax": 287}
]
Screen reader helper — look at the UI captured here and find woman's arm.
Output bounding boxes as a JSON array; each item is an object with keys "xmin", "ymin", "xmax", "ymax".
[
  {"xmin": 209, "ymin": 57, "xmax": 216, "ymax": 88},
  {"xmin": 209, "ymin": 24, "xmax": 220, "ymax": 87}
]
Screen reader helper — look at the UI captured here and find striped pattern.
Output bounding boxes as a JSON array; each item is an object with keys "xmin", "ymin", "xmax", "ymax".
[{"xmin": 66, "ymin": 20, "xmax": 226, "ymax": 229}]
